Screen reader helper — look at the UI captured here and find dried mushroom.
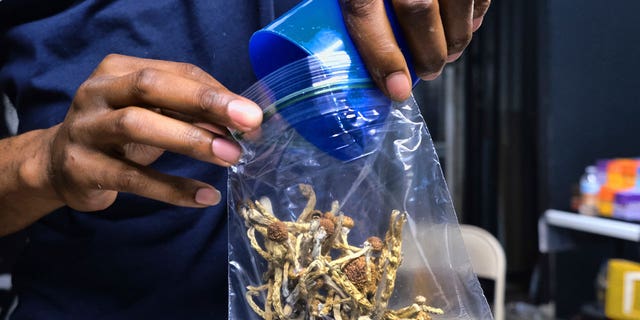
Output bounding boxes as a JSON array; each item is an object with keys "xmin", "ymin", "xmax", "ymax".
[{"xmin": 239, "ymin": 184, "xmax": 444, "ymax": 320}]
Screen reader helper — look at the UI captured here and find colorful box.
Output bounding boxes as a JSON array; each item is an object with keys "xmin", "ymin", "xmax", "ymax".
[{"xmin": 606, "ymin": 259, "xmax": 640, "ymax": 320}]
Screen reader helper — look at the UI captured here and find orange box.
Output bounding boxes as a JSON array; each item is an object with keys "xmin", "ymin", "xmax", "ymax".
[
  {"xmin": 606, "ymin": 159, "xmax": 638, "ymax": 189},
  {"xmin": 599, "ymin": 186, "xmax": 617, "ymax": 217},
  {"xmin": 598, "ymin": 159, "xmax": 639, "ymax": 217}
]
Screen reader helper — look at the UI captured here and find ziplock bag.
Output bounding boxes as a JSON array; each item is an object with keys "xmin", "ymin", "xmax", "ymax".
[{"xmin": 228, "ymin": 53, "xmax": 492, "ymax": 319}]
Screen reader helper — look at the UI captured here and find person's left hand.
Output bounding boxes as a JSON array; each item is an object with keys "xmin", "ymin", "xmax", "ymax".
[{"xmin": 339, "ymin": 0, "xmax": 491, "ymax": 101}]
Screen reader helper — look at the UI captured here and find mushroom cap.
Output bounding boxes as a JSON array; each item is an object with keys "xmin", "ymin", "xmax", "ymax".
[
  {"xmin": 336, "ymin": 215, "xmax": 354, "ymax": 229},
  {"xmin": 367, "ymin": 236, "xmax": 384, "ymax": 252},
  {"xmin": 342, "ymin": 256, "xmax": 368, "ymax": 291},
  {"xmin": 319, "ymin": 218, "xmax": 335, "ymax": 238},
  {"xmin": 267, "ymin": 221, "xmax": 288, "ymax": 242}
]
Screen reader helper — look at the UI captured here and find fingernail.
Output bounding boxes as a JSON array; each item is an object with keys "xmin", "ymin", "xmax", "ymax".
[
  {"xmin": 473, "ymin": 16, "xmax": 484, "ymax": 31},
  {"xmin": 446, "ymin": 51, "xmax": 463, "ymax": 63},
  {"xmin": 385, "ymin": 72, "xmax": 411, "ymax": 101},
  {"xmin": 212, "ymin": 138, "xmax": 242, "ymax": 163},
  {"xmin": 195, "ymin": 188, "xmax": 221, "ymax": 206},
  {"xmin": 228, "ymin": 100, "xmax": 262, "ymax": 131}
]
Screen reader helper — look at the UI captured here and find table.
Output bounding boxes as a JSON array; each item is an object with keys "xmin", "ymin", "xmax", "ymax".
[
  {"xmin": 538, "ymin": 209, "xmax": 640, "ymax": 318},
  {"xmin": 539, "ymin": 209, "xmax": 640, "ymax": 253}
]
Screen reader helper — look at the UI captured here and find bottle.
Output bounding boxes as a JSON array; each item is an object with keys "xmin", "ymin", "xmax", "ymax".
[{"xmin": 579, "ymin": 165, "xmax": 601, "ymax": 215}]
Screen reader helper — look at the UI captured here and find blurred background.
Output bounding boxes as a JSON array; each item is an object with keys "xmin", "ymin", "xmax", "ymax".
[{"xmin": 414, "ymin": 0, "xmax": 640, "ymax": 318}]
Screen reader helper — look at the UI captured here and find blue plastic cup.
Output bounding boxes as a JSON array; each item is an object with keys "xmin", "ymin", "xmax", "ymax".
[
  {"xmin": 241, "ymin": 53, "xmax": 391, "ymax": 161},
  {"xmin": 246, "ymin": 0, "xmax": 416, "ymax": 161},
  {"xmin": 249, "ymin": 0, "xmax": 416, "ymax": 82}
]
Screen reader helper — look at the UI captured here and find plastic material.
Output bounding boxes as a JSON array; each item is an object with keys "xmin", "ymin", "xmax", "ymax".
[
  {"xmin": 579, "ymin": 166, "xmax": 600, "ymax": 216},
  {"xmin": 249, "ymin": 0, "xmax": 417, "ymax": 83},
  {"xmin": 236, "ymin": 52, "xmax": 388, "ymax": 161},
  {"xmin": 228, "ymin": 54, "xmax": 492, "ymax": 319}
]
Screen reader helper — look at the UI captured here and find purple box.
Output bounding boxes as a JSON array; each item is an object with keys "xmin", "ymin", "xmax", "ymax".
[{"xmin": 613, "ymin": 189, "xmax": 640, "ymax": 221}]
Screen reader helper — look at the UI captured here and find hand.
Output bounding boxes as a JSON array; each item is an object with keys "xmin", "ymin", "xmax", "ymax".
[
  {"xmin": 47, "ymin": 54, "xmax": 262, "ymax": 212},
  {"xmin": 339, "ymin": 0, "xmax": 491, "ymax": 101}
]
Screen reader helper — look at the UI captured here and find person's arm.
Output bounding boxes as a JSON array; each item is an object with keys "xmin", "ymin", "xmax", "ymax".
[
  {"xmin": 0, "ymin": 54, "xmax": 262, "ymax": 237},
  {"xmin": 339, "ymin": 0, "xmax": 491, "ymax": 101},
  {"xmin": 0, "ymin": 127, "xmax": 64, "ymax": 235}
]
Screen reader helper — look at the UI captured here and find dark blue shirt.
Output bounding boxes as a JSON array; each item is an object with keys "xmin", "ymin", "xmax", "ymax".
[{"xmin": 0, "ymin": 0, "xmax": 297, "ymax": 318}]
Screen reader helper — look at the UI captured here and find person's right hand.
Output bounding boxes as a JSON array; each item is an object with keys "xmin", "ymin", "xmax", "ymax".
[
  {"xmin": 47, "ymin": 54, "xmax": 262, "ymax": 212},
  {"xmin": 339, "ymin": 0, "xmax": 491, "ymax": 101}
]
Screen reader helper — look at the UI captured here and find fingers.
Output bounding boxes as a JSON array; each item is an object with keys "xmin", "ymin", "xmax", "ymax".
[
  {"xmin": 473, "ymin": 0, "xmax": 491, "ymax": 31},
  {"xmin": 74, "ymin": 151, "xmax": 221, "ymax": 209},
  {"xmin": 439, "ymin": 0, "xmax": 474, "ymax": 62},
  {"xmin": 339, "ymin": 0, "xmax": 412, "ymax": 101},
  {"xmin": 392, "ymin": 0, "xmax": 448, "ymax": 80},
  {"xmin": 52, "ymin": 145, "xmax": 221, "ymax": 211},
  {"xmin": 96, "ymin": 160, "xmax": 221, "ymax": 207},
  {"xmin": 82, "ymin": 68, "xmax": 262, "ymax": 133},
  {"xmin": 53, "ymin": 54, "xmax": 253, "ymax": 211},
  {"xmin": 93, "ymin": 107, "xmax": 241, "ymax": 166},
  {"xmin": 85, "ymin": 54, "xmax": 263, "ymax": 133},
  {"xmin": 393, "ymin": 0, "xmax": 488, "ymax": 68},
  {"xmin": 341, "ymin": 0, "xmax": 490, "ymax": 91},
  {"xmin": 92, "ymin": 54, "xmax": 223, "ymax": 89}
]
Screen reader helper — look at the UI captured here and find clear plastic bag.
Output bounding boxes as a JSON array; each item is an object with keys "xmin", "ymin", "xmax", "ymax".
[{"xmin": 228, "ymin": 53, "xmax": 492, "ymax": 319}]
